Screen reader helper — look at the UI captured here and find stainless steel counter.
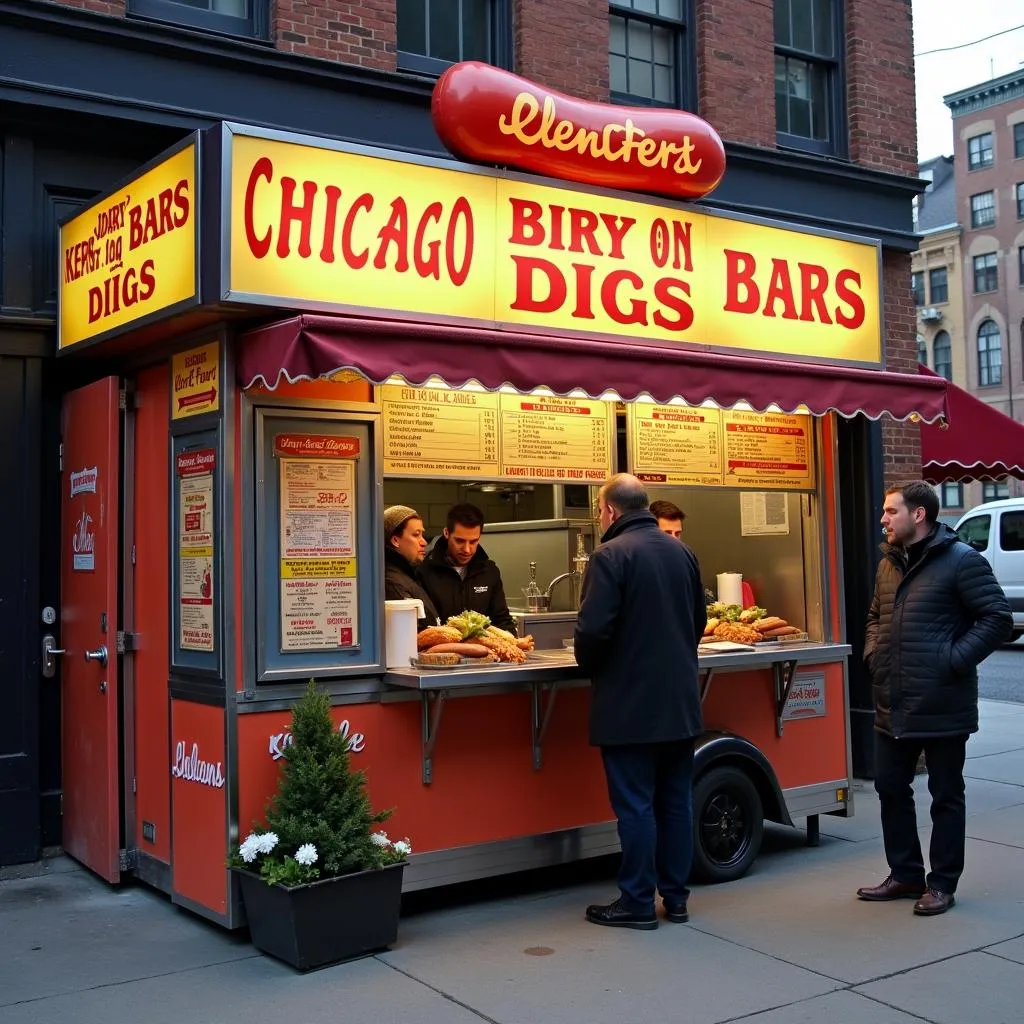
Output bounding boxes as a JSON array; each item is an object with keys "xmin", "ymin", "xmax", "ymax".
[{"xmin": 384, "ymin": 643, "xmax": 851, "ymax": 783}]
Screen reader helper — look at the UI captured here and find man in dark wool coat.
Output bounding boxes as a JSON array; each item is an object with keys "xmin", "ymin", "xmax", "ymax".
[
  {"xmin": 574, "ymin": 473, "xmax": 706, "ymax": 930},
  {"xmin": 858, "ymin": 481, "xmax": 1012, "ymax": 916}
]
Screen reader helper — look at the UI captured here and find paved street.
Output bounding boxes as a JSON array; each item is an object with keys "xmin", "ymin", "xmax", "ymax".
[
  {"xmin": 979, "ymin": 637, "xmax": 1024, "ymax": 704},
  {"xmin": 2, "ymin": 700, "xmax": 1023, "ymax": 1024}
]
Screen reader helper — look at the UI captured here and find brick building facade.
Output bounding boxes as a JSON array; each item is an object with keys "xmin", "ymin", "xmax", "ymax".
[{"xmin": 1, "ymin": 0, "xmax": 925, "ymax": 862}]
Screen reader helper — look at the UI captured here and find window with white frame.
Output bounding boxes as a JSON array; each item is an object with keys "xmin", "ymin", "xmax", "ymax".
[
  {"xmin": 940, "ymin": 481, "xmax": 963, "ymax": 509},
  {"xmin": 917, "ymin": 335, "xmax": 928, "ymax": 366},
  {"xmin": 977, "ymin": 320, "xmax": 1002, "ymax": 386},
  {"xmin": 968, "ymin": 132, "xmax": 994, "ymax": 170},
  {"xmin": 609, "ymin": 0, "xmax": 690, "ymax": 108},
  {"xmin": 1015, "ymin": 123, "xmax": 1024, "ymax": 160},
  {"xmin": 970, "ymin": 191, "xmax": 996, "ymax": 228},
  {"xmin": 974, "ymin": 252, "xmax": 998, "ymax": 293},
  {"xmin": 1016, "ymin": 183, "xmax": 1024, "ymax": 219},
  {"xmin": 929, "ymin": 266, "xmax": 948, "ymax": 303}
]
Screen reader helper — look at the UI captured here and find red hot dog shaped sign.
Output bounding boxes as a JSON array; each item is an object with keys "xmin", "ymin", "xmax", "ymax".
[{"xmin": 431, "ymin": 62, "xmax": 726, "ymax": 201}]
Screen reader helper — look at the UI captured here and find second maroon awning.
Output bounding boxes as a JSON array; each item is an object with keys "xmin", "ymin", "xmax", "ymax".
[
  {"xmin": 920, "ymin": 365, "xmax": 1024, "ymax": 482},
  {"xmin": 237, "ymin": 314, "xmax": 949, "ymax": 422}
]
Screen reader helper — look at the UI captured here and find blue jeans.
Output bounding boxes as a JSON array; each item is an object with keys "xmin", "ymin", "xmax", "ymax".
[{"xmin": 601, "ymin": 739, "xmax": 696, "ymax": 914}]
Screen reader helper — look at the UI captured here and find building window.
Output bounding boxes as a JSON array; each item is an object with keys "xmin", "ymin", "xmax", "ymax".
[
  {"xmin": 1015, "ymin": 123, "xmax": 1024, "ymax": 159},
  {"xmin": 978, "ymin": 320, "xmax": 1002, "ymax": 386},
  {"xmin": 1017, "ymin": 183, "xmax": 1024, "ymax": 219},
  {"xmin": 774, "ymin": 0, "xmax": 843, "ymax": 155},
  {"xmin": 917, "ymin": 335, "xmax": 928, "ymax": 366},
  {"xmin": 127, "ymin": 0, "xmax": 266, "ymax": 38},
  {"xmin": 397, "ymin": 0, "xmax": 508, "ymax": 76},
  {"xmin": 970, "ymin": 191, "xmax": 996, "ymax": 228},
  {"xmin": 933, "ymin": 331, "xmax": 952, "ymax": 380},
  {"xmin": 928, "ymin": 267, "xmax": 948, "ymax": 304},
  {"xmin": 973, "ymin": 252, "xmax": 998, "ymax": 293},
  {"xmin": 609, "ymin": 0, "xmax": 690, "ymax": 108},
  {"xmin": 982, "ymin": 480, "xmax": 1010, "ymax": 502},
  {"xmin": 940, "ymin": 482, "xmax": 963, "ymax": 509},
  {"xmin": 967, "ymin": 132, "xmax": 994, "ymax": 170},
  {"xmin": 1019, "ymin": 247, "xmax": 1024, "ymax": 286},
  {"xmin": 911, "ymin": 271, "xmax": 924, "ymax": 306}
]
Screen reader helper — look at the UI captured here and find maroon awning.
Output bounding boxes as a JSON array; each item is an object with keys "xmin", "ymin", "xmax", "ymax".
[
  {"xmin": 237, "ymin": 314, "xmax": 949, "ymax": 422},
  {"xmin": 920, "ymin": 365, "xmax": 1024, "ymax": 482}
]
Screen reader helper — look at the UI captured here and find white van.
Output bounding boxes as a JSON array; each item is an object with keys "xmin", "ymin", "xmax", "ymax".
[{"xmin": 954, "ymin": 498, "xmax": 1024, "ymax": 642}]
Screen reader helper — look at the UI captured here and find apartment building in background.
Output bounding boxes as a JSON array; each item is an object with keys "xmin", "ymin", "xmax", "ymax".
[
  {"xmin": 944, "ymin": 68, "xmax": 1024, "ymax": 505},
  {"xmin": 1, "ymin": 0, "xmax": 925, "ymax": 862}
]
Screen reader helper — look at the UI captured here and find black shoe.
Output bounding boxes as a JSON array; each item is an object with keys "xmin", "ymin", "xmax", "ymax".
[
  {"xmin": 585, "ymin": 898, "xmax": 657, "ymax": 931},
  {"xmin": 663, "ymin": 901, "xmax": 689, "ymax": 923}
]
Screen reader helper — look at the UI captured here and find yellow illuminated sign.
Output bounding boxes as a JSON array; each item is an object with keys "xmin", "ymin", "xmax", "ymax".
[
  {"xmin": 59, "ymin": 142, "xmax": 198, "ymax": 351},
  {"xmin": 172, "ymin": 342, "xmax": 220, "ymax": 420},
  {"xmin": 228, "ymin": 132, "xmax": 882, "ymax": 364}
]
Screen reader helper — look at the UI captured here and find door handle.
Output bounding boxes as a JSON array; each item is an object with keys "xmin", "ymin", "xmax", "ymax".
[
  {"xmin": 42, "ymin": 634, "xmax": 66, "ymax": 679},
  {"xmin": 84, "ymin": 645, "xmax": 109, "ymax": 668}
]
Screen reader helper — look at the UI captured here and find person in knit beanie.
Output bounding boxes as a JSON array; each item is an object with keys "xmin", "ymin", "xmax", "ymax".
[{"xmin": 383, "ymin": 505, "xmax": 440, "ymax": 629}]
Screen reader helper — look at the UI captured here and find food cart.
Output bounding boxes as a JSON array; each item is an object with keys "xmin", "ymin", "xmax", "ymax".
[{"xmin": 54, "ymin": 74, "xmax": 948, "ymax": 926}]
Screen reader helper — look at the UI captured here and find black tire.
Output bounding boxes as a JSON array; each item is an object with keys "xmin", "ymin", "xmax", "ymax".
[{"xmin": 691, "ymin": 765, "xmax": 764, "ymax": 884}]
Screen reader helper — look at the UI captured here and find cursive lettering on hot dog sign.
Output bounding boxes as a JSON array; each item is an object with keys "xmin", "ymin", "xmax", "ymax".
[{"xmin": 431, "ymin": 62, "xmax": 726, "ymax": 201}]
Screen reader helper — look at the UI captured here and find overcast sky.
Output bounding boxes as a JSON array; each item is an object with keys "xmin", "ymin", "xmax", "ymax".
[{"xmin": 913, "ymin": 1, "xmax": 1024, "ymax": 162}]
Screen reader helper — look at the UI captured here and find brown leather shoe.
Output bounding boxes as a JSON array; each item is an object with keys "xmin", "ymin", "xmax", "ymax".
[
  {"xmin": 913, "ymin": 888, "xmax": 955, "ymax": 916},
  {"xmin": 856, "ymin": 873, "xmax": 926, "ymax": 901}
]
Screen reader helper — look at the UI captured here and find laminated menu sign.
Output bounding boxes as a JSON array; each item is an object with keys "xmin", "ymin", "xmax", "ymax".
[
  {"xmin": 381, "ymin": 386, "xmax": 613, "ymax": 483},
  {"xmin": 276, "ymin": 434, "xmax": 359, "ymax": 652},
  {"xmin": 177, "ymin": 448, "xmax": 216, "ymax": 652},
  {"xmin": 627, "ymin": 406, "xmax": 815, "ymax": 491},
  {"xmin": 498, "ymin": 395, "xmax": 612, "ymax": 482},
  {"xmin": 722, "ymin": 411, "xmax": 813, "ymax": 490},
  {"xmin": 626, "ymin": 405, "xmax": 723, "ymax": 487},
  {"xmin": 381, "ymin": 385, "xmax": 500, "ymax": 477}
]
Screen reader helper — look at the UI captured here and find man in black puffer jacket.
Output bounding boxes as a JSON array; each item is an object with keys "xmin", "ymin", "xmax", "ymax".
[
  {"xmin": 574, "ymin": 474, "xmax": 706, "ymax": 931},
  {"xmin": 857, "ymin": 481, "xmax": 1012, "ymax": 917}
]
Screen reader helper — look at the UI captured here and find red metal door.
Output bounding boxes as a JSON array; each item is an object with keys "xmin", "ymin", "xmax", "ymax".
[{"xmin": 60, "ymin": 378, "xmax": 122, "ymax": 882}]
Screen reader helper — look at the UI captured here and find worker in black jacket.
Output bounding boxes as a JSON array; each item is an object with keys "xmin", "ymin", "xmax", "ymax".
[
  {"xmin": 858, "ymin": 481, "xmax": 1012, "ymax": 917},
  {"xmin": 420, "ymin": 503, "xmax": 515, "ymax": 633},
  {"xmin": 574, "ymin": 474, "xmax": 706, "ymax": 931},
  {"xmin": 383, "ymin": 504, "xmax": 440, "ymax": 630}
]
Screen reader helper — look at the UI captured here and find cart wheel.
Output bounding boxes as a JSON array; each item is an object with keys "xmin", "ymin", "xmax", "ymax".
[{"xmin": 691, "ymin": 765, "xmax": 764, "ymax": 883}]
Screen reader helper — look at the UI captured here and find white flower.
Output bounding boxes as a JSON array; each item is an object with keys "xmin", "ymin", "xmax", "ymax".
[
  {"xmin": 294, "ymin": 843, "xmax": 318, "ymax": 866},
  {"xmin": 392, "ymin": 839, "xmax": 412, "ymax": 857},
  {"xmin": 370, "ymin": 831, "xmax": 391, "ymax": 848},
  {"xmin": 238, "ymin": 833, "xmax": 260, "ymax": 864},
  {"xmin": 255, "ymin": 832, "xmax": 279, "ymax": 854}
]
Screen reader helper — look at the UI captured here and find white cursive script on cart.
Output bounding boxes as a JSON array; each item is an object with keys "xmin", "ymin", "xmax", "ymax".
[
  {"xmin": 171, "ymin": 740, "xmax": 225, "ymax": 788},
  {"xmin": 269, "ymin": 720, "xmax": 364, "ymax": 761}
]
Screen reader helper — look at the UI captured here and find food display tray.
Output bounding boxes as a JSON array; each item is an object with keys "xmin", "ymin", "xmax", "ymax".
[
  {"xmin": 698, "ymin": 640, "xmax": 757, "ymax": 653},
  {"xmin": 409, "ymin": 655, "xmax": 498, "ymax": 670},
  {"xmin": 753, "ymin": 632, "xmax": 809, "ymax": 645}
]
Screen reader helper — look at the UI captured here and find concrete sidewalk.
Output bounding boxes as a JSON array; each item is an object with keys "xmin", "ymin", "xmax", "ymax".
[{"xmin": 2, "ymin": 699, "xmax": 1022, "ymax": 1024}]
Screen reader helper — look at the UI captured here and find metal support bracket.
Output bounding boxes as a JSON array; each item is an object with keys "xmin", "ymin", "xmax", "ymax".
[
  {"xmin": 531, "ymin": 682, "xmax": 561, "ymax": 770},
  {"xmin": 698, "ymin": 668, "xmax": 715, "ymax": 704},
  {"xmin": 420, "ymin": 689, "xmax": 448, "ymax": 785},
  {"xmin": 773, "ymin": 659, "xmax": 799, "ymax": 737}
]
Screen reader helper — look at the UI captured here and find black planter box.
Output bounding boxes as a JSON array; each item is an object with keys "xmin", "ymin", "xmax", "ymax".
[{"xmin": 236, "ymin": 862, "xmax": 405, "ymax": 971}]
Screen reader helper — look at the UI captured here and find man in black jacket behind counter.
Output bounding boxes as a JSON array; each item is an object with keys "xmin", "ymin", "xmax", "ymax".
[
  {"xmin": 420, "ymin": 503, "xmax": 516, "ymax": 633},
  {"xmin": 574, "ymin": 474, "xmax": 706, "ymax": 931},
  {"xmin": 858, "ymin": 481, "xmax": 1012, "ymax": 916}
]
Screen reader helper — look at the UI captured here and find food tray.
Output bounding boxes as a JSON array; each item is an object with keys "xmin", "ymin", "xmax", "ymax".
[
  {"xmin": 698, "ymin": 640, "xmax": 757, "ymax": 653},
  {"xmin": 409, "ymin": 655, "xmax": 497, "ymax": 670},
  {"xmin": 753, "ymin": 631, "xmax": 809, "ymax": 645}
]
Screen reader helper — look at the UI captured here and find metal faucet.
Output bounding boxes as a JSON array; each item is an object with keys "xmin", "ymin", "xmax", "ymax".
[{"xmin": 543, "ymin": 543, "xmax": 589, "ymax": 610}]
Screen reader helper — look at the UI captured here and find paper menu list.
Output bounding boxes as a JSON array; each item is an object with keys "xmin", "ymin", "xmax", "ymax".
[
  {"xmin": 177, "ymin": 448, "xmax": 216, "ymax": 653},
  {"xmin": 276, "ymin": 435, "xmax": 360, "ymax": 652},
  {"xmin": 381, "ymin": 385, "xmax": 613, "ymax": 483},
  {"xmin": 627, "ymin": 406, "xmax": 814, "ymax": 490}
]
